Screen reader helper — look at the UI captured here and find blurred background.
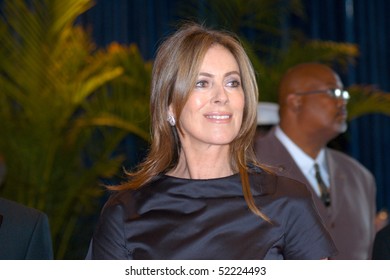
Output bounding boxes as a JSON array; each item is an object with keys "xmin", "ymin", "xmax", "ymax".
[{"xmin": 0, "ymin": 0, "xmax": 389, "ymax": 259}]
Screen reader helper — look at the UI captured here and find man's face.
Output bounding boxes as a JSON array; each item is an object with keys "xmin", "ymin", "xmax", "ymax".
[{"xmin": 295, "ymin": 69, "xmax": 348, "ymax": 141}]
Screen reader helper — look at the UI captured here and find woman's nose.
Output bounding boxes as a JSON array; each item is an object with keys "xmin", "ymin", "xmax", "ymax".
[{"xmin": 212, "ymin": 84, "xmax": 229, "ymax": 104}]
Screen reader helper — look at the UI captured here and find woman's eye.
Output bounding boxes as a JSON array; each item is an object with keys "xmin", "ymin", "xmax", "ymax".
[
  {"xmin": 227, "ymin": 80, "xmax": 241, "ymax": 87},
  {"xmin": 195, "ymin": 80, "xmax": 208, "ymax": 88}
]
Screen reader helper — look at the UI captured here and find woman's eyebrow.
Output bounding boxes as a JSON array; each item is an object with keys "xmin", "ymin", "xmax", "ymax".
[
  {"xmin": 224, "ymin": 70, "xmax": 240, "ymax": 77},
  {"xmin": 198, "ymin": 72, "xmax": 214, "ymax": 78},
  {"xmin": 198, "ymin": 70, "xmax": 240, "ymax": 78}
]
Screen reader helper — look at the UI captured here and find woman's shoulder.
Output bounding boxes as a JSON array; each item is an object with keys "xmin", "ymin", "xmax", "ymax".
[
  {"xmin": 249, "ymin": 167, "xmax": 311, "ymax": 200},
  {"xmin": 100, "ymin": 176, "xmax": 168, "ymax": 215},
  {"xmin": 99, "ymin": 190, "xmax": 133, "ymax": 217}
]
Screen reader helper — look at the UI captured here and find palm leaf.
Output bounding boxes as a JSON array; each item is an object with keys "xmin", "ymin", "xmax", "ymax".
[
  {"xmin": 347, "ymin": 85, "xmax": 390, "ymax": 120},
  {"xmin": 0, "ymin": 0, "xmax": 151, "ymax": 259}
]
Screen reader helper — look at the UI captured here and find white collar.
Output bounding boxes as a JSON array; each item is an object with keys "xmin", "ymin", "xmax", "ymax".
[{"xmin": 275, "ymin": 126, "xmax": 329, "ymax": 186}]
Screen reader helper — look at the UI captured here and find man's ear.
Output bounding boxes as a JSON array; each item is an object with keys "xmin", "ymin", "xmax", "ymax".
[{"xmin": 287, "ymin": 94, "xmax": 302, "ymax": 113}]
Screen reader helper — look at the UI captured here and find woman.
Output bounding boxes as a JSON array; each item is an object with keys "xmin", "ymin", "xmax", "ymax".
[{"xmin": 87, "ymin": 23, "xmax": 337, "ymax": 259}]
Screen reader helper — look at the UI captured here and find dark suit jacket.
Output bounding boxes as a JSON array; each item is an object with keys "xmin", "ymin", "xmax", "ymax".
[
  {"xmin": 372, "ymin": 223, "xmax": 390, "ymax": 259},
  {"xmin": 0, "ymin": 197, "xmax": 53, "ymax": 259},
  {"xmin": 254, "ymin": 127, "xmax": 376, "ymax": 259},
  {"xmin": 0, "ymin": 159, "xmax": 5, "ymax": 186}
]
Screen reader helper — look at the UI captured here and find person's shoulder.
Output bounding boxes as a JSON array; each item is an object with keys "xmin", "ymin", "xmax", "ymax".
[
  {"xmin": 376, "ymin": 224, "xmax": 390, "ymax": 239},
  {"xmin": 101, "ymin": 189, "xmax": 135, "ymax": 213},
  {"xmin": 372, "ymin": 224, "xmax": 390, "ymax": 259},
  {"xmin": 327, "ymin": 148, "xmax": 374, "ymax": 177},
  {"xmin": 249, "ymin": 168, "xmax": 311, "ymax": 200},
  {"xmin": 101, "ymin": 176, "xmax": 165, "ymax": 217},
  {"xmin": 274, "ymin": 174, "xmax": 312, "ymax": 200},
  {"xmin": 327, "ymin": 147, "xmax": 363, "ymax": 166},
  {"xmin": 104, "ymin": 176, "xmax": 165, "ymax": 205},
  {"xmin": 0, "ymin": 197, "xmax": 47, "ymax": 219}
]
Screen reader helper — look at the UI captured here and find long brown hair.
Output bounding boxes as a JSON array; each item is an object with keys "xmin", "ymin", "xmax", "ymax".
[{"xmin": 112, "ymin": 22, "xmax": 269, "ymax": 221}]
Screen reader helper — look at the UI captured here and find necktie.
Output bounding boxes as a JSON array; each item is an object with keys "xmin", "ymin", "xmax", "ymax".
[{"xmin": 314, "ymin": 163, "xmax": 331, "ymax": 207}]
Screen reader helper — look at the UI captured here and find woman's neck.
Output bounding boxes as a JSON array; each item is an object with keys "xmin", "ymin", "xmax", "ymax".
[{"xmin": 167, "ymin": 145, "xmax": 233, "ymax": 179}]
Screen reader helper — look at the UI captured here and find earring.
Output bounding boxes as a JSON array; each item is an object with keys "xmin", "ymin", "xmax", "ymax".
[{"xmin": 167, "ymin": 114, "xmax": 176, "ymax": 126}]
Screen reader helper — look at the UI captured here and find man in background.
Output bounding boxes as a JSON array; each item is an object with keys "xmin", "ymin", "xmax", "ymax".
[
  {"xmin": 0, "ymin": 156, "xmax": 53, "ymax": 259},
  {"xmin": 255, "ymin": 62, "xmax": 376, "ymax": 259},
  {"xmin": 372, "ymin": 222, "xmax": 390, "ymax": 259}
]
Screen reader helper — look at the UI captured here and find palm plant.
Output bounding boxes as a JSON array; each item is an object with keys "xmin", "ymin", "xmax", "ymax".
[{"xmin": 0, "ymin": 0, "xmax": 151, "ymax": 259}]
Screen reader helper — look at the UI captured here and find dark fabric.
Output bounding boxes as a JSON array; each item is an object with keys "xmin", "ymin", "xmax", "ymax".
[
  {"xmin": 0, "ymin": 197, "xmax": 53, "ymax": 260},
  {"xmin": 254, "ymin": 127, "xmax": 376, "ymax": 259},
  {"xmin": 372, "ymin": 224, "xmax": 390, "ymax": 260},
  {"xmin": 0, "ymin": 160, "xmax": 5, "ymax": 185},
  {"xmin": 87, "ymin": 170, "xmax": 337, "ymax": 260}
]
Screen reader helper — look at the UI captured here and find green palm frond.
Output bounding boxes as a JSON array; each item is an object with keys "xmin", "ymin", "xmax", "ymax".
[
  {"xmin": 0, "ymin": 0, "xmax": 151, "ymax": 259},
  {"xmin": 347, "ymin": 85, "xmax": 390, "ymax": 120},
  {"xmin": 78, "ymin": 43, "xmax": 152, "ymax": 142}
]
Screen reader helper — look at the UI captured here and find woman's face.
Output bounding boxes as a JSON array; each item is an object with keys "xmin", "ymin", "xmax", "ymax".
[{"xmin": 175, "ymin": 44, "xmax": 245, "ymax": 150}]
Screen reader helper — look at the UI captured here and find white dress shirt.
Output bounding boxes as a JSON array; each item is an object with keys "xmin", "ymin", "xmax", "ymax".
[{"xmin": 274, "ymin": 126, "xmax": 330, "ymax": 197}]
